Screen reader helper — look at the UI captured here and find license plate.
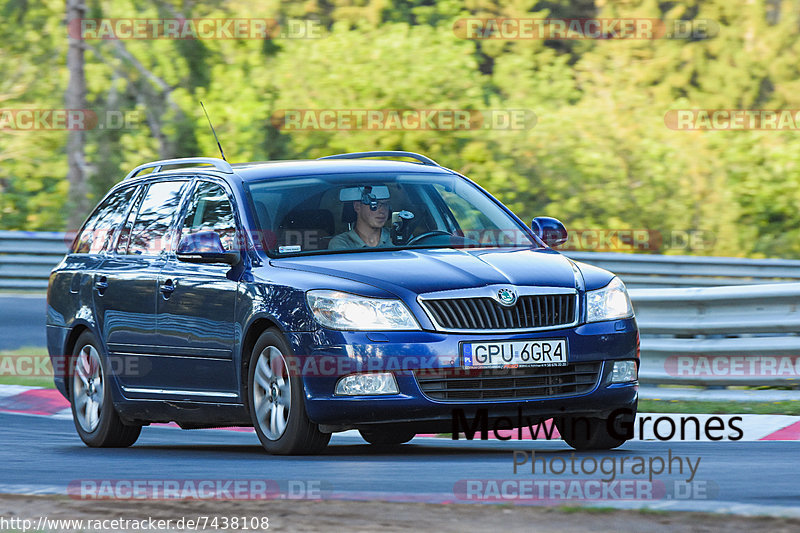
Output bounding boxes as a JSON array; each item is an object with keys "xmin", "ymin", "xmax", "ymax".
[{"xmin": 462, "ymin": 339, "xmax": 568, "ymax": 368}]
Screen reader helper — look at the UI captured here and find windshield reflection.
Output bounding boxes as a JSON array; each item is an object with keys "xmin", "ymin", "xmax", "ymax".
[{"xmin": 246, "ymin": 173, "xmax": 537, "ymax": 256}]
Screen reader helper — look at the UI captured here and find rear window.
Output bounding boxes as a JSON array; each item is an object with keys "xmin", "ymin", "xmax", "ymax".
[
  {"xmin": 72, "ymin": 186, "xmax": 137, "ymax": 254},
  {"xmin": 121, "ymin": 180, "xmax": 188, "ymax": 255}
]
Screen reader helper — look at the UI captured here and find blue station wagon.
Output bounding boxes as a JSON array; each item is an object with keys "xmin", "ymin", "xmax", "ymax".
[{"xmin": 47, "ymin": 151, "xmax": 639, "ymax": 454}]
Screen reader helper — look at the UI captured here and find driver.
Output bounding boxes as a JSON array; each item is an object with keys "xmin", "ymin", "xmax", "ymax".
[{"xmin": 329, "ymin": 193, "xmax": 393, "ymax": 250}]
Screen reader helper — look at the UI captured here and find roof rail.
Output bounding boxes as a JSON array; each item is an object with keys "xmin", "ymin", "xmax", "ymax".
[
  {"xmin": 124, "ymin": 157, "xmax": 234, "ymax": 180},
  {"xmin": 318, "ymin": 151, "xmax": 440, "ymax": 167}
]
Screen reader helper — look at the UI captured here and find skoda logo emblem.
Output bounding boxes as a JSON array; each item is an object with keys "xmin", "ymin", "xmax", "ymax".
[{"xmin": 496, "ymin": 288, "xmax": 517, "ymax": 307}]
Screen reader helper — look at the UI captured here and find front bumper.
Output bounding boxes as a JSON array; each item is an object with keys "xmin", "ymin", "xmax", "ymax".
[{"xmin": 288, "ymin": 318, "xmax": 639, "ymax": 431}]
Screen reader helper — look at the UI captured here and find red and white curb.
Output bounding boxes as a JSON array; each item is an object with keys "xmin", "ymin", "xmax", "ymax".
[
  {"xmin": 0, "ymin": 385, "xmax": 74, "ymax": 418},
  {"xmin": 0, "ymin": 385, "xmax": 800, "ymax": 442},
  {"xmin": 2, "ymin": 386, "xmax": 800, "ymax": 518},
  {"xmin": 1, "ymin": 385, "xmax": 799, "ymax": 441}
]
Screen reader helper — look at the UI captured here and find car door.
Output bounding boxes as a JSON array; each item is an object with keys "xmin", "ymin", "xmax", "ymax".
[
  {"xmin": 60, "ymin": 184, "xmax": 138, "ymax": 382},
  {"xmin": 93, "ymin": 179, "xmax": 189, "ymax": 393},
  {"xmin": 154, "ymin": 179, "xmax": 240, "ymax": 398}
]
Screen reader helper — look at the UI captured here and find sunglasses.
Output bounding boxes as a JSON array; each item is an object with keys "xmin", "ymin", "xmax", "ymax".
[{"xmin": 361, "ymin": 200, "xmax": 391, "ymax": 211}]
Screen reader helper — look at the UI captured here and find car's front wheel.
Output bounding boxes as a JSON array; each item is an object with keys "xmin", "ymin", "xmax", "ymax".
[
  {"xmin": 555, "ymin": 409, "xmax": 635, "ymax": 451},
  {"xmin": 359, "ymin": 428, "xmax": 416, "ymax": 446},
  {"xmin": 248, "ymin": 330, "xmax": 330, "ymax": 455},
  {"xmin": 70, "ymin": 331, "xmax": 141, "ymax": 447}
]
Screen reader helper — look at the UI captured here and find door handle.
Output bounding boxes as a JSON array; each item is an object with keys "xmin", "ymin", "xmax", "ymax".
[
  {"xmin": 160, "ymin": 279, "xmax": 176, "ymax": 296},
  {"xmin": 94, "ymin": 276, "xmax": 108, "ymax": 295}
]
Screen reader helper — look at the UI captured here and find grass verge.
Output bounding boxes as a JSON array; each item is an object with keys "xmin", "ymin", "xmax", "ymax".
[{"xmin": 0, "ymin": 346, "xmax": 54, "ymax": 388}]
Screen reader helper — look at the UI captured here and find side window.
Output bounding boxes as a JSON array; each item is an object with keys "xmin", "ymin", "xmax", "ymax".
[
  {"xmin": 125, "ymin": 181, "xmax": 187, "ymax": 255},
  {"xmin": 181, "ymin": 181, "xmax": 237, "ymax": 251},
  {"xmin": 73, "ymin": 187, "xmax": 136, "ymax": 254}
]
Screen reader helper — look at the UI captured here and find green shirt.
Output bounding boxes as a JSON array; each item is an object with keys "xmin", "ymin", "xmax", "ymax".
[{"xmin": 328, "ymin": 228, "xmax": 392, "ymax": 250}]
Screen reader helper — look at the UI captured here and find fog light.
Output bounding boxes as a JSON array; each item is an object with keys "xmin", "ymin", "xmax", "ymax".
[
  {"xmin": 611, "ymin": 360, "xmax": 637, "ymax": 383},
  {"xmin": 335, "ymin": 373, "xmax": 399, "ymax": 395}
]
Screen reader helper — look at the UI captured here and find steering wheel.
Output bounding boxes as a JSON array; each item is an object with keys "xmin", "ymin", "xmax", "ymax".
[{"xmin": 407, "ymin": 230, "xmax": 453, "ymax": 245}]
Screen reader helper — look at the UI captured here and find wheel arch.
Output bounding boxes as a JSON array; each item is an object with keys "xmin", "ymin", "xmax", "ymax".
[
  {"xmin": 240, "ymin": 316, "xmax": 286, "ymax": 413},
  {"xmin": 62, "ymin": 323, "xmax": 94, "ymax": 398}
]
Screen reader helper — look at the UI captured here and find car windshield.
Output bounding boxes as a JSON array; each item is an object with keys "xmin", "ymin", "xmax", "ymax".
[{"xmin": 246, "ymin": 172, "xmax": 538, "ymax": 256}]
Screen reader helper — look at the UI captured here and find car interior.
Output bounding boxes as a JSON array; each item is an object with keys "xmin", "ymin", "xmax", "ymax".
[{"xmin": 253, "ymin": 181, "xmax": 444, "ymax": 253}]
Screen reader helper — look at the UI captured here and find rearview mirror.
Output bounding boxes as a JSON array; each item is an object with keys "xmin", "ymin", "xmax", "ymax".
[
  {"xmin": 531, "ymin": 217, "xmax": 568, "ymax": 247},
  {"xmin": 177, "ymin": 231, "xmax": 240, "ymax": 265},
  {"xmin": 339, "ymin": 185, "xmax": 390, "ymax": 202}
]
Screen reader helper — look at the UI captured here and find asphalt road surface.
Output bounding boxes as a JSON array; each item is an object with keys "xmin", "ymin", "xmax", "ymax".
[
  {"xmin": 1, "ymin": 296, "xmax": 798, "ymax": 517},
  {"xmin": 0, "ymin": 412, "xmax": 798, "ymax": 516},
  {"xmin": 0, "ymin": 295, "xmax": 46, "ymax": 350}
]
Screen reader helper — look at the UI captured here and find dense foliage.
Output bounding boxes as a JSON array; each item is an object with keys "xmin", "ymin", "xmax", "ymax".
[{"xmin": 1, "ymin": 0, "xmax": 799, "ymax": 257}]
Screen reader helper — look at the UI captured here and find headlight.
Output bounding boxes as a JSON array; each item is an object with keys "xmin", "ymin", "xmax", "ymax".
[
  {"xmin": 306, "ymin": 290, "xmax": 419, "ymax": 330},
  {"xmin": 586, "ymin": 277, "xmax": 634, "ymax": 322}
]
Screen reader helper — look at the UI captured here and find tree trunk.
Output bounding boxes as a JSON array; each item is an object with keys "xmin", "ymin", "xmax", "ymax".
[{"xmin": 66, "ymin": 0, "xmax": 89, "ymax": 229}]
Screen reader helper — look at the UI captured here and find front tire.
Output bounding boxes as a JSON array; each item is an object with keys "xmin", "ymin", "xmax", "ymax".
[
  {"xmin": 556, "ymin": 409, "xmax": 635, "ymax": 451},
  {"xmin": 248, "ymin": 330, "xmax": 330, "ymax": 455},
  {"xmin": 70, "ymin": 331, "xmax": 141, "ymax": 448},
  {"xmin": 359, "ymin": 428, "xmax": 416, "ymax": 447}
]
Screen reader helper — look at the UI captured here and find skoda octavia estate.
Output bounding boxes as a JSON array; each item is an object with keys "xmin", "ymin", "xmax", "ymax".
[{"xmin": 47, "ymin": 151, "xmax": 639, "ymax": 454}]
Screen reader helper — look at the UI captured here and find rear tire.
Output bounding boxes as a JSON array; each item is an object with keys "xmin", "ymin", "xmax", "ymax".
[
  {"xmin": 70, "ymin": 331, "xmax": 141, "ymax": 448},
  {"xmin": 359, "ymin": 428, "xmax": 415, "ymax": 446},
  {"xmin": 248, "ymin": 329, "xmax": 330, "ymax": 455}
]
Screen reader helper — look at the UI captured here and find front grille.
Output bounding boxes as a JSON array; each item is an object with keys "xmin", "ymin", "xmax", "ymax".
[
  {"xmin": 415, "ymin": 362, "xmax": 601, "ymax": 401},
  {"xmin": 421, "ymin": 293, "xmax": 576, "ymax": 331}
]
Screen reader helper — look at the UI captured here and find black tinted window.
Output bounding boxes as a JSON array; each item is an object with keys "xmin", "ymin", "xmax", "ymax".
[
  {"xmin": 126, "ymin": 181, "xmax": 187, "ymax": 255},
  {"xmin": 73, "ymin": 187, "xmax": 136, "ymax": 254},
  {"xmin": 181, "ymin": 181, "xmax": 237, "ymax": 251}
]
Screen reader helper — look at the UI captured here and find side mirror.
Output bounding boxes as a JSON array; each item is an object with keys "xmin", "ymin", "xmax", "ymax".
[
  {"xmin": 177, "ymin": 231, "xmax": 240, "ymax": 265},
  {"xmin": 531, "ymin": 217, "xmax": 568, "ymax": 247}
]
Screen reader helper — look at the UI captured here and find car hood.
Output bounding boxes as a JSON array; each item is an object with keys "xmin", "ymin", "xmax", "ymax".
[{"xmin": 271, "ymin": 247, "xmax": 578, "ymax": 298}]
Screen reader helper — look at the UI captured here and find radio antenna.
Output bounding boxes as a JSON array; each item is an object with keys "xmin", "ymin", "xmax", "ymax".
[{"xmin": 200, "ymin": 101, "xmax": 227, "ymax": 162}]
